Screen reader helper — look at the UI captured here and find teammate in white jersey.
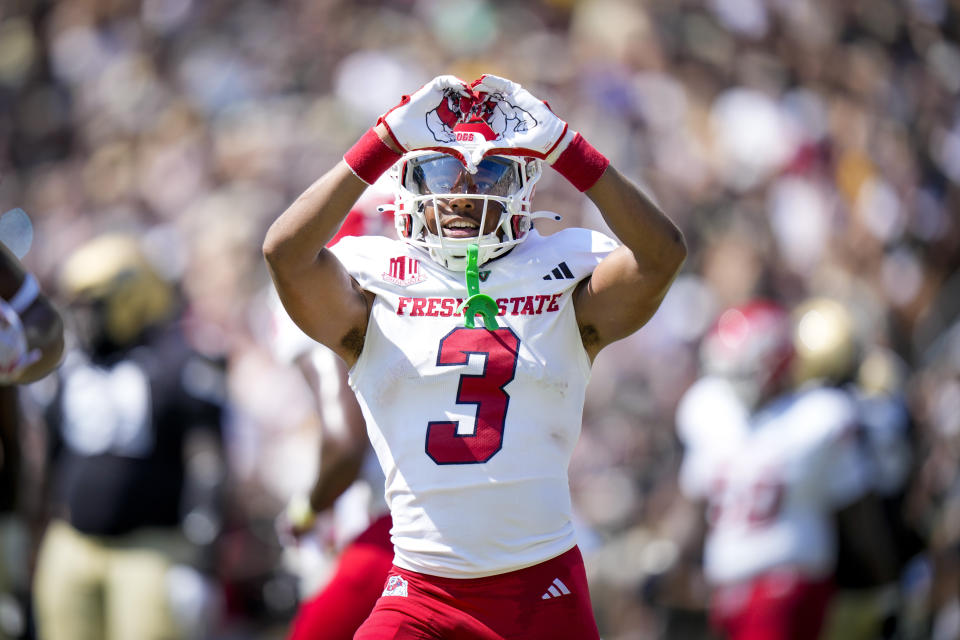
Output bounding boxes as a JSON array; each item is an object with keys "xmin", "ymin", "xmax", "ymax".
[
  {"xmin": 676, "ymin": 300, "xmax": 897, "ymax": 640},
  {"xmin": 263, "ymin": 74, "xmax": 686, "ymax": 639},
  {"xmin": 268, "ymin": 204, "xmax": 396, "ymax": 640}
]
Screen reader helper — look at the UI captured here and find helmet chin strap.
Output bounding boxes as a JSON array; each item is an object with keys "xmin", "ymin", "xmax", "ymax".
[{"xmin": 458, "ymin": 244, "xmax": 499, "ymax": 330}]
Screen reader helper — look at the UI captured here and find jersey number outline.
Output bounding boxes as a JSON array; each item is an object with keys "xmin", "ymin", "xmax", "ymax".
[
  {"xmin": 426, "ymin": 327, "xmax": 520, "ymax": 464},
  {"xmin": 708, "ymin": 472, "xmax": 786, "ymax": 528}
]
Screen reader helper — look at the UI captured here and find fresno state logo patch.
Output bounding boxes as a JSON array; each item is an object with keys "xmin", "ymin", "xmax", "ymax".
[
  {"xmin": 381, "ymin": 575, "xmax": 408, "ymax": 597},
  {"xmin": 383, "ymin": 256, "xmax": 426, "ymax": 286}
]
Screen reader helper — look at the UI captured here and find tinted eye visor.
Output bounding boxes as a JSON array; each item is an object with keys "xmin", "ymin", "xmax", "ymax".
[{"xmin": 404, "ymin": 154, "xmax": 520, "ymax": 197}]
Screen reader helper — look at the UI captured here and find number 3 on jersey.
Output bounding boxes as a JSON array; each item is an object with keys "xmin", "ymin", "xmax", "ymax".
[{"xmin": 426, "ymin": 327, "xmax": 520, "ymax": 464}]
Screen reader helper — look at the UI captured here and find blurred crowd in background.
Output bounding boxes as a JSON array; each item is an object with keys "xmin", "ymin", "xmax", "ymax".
[{"xmin": 1, "ymin": 0, "xmax": 959, "ymax": 638}]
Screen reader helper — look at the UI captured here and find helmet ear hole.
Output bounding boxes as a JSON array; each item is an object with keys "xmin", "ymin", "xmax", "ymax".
[
  {"xmin": 511, "ymin": 215, "xmax": 529, "ymax": 240},
  {"xmin": 398, "ymin": 214, "xmax": 413, "ymax": 239}
]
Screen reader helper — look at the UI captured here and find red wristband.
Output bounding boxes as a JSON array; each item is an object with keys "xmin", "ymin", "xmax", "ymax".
[
  {"xmin": 551, "ymin": 133, "xmax": 610, "ymax": 192},
  {"xmin": 344, "ymin": 128, "xmax": 402, "ymax": 184}
]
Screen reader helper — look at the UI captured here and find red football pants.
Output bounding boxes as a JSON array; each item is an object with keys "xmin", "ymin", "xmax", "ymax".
[
  {"xmin": 710, "ymin": 569, "xmax": 835, "ymax": 640},
  {"xmin": 287, "ymin": 515, "xmax": 393, "ymax": 640},
  {"xmin": 354, "ymin": 545, "xmax": 601, "ymax": 640}
]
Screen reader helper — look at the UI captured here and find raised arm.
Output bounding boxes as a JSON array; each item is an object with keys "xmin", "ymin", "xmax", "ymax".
[
  {"xmin": 575, "ymin": 167, "xmax": 686, "ymax": 360},
  {"xmin": 470, "ymin": 75, "xmax": 686, "ymax": 360},
  {"xmin": 263, "ymin": 76, "xmax": 475, "ymax": 366},
  {"xmin": 264, "ymin": 162, "xmax": 372, "ymax": 366}
]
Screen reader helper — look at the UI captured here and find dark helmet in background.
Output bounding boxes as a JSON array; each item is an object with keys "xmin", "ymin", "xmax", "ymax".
[
  {"xmin": 59, "ymin": 233, "xmax": 175, "ymax": 354},
  {"xmin": 790, "ymin": 296, "xmax": 860, "ymax": 387}
]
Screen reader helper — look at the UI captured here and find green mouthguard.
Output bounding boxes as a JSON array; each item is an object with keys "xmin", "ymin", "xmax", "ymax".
[{"xmin": 459, "ymin": 244, "xmax": 499, "ymax": 330}]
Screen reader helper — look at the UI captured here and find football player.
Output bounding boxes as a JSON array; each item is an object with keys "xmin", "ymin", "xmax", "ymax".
[
  {"xmin": 675, "ymin": 300, "xmax": 901, "ymax": 640},
  {"xmin": 269, "ymin": 204, "xmax": 395, "ymax": 640},
  {"xmin": 32, "ymin": 233, "xmax": 225, "ymax": 640},
  {"xmin": 792, "ymin": 297, "xmax": 921, "ymax": 640},
  {"xmin": 263, "ymin": 74, "xmax": 686, "ymax": 638}
]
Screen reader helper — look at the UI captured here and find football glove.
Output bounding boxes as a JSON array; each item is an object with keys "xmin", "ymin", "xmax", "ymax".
[
  {"xmin": 469, "ymin": 74, "xmax": 609, "ymax": 191},
  {"xmin": 345, "ymin": 75, "xmax": 484, "ymax": 181}
]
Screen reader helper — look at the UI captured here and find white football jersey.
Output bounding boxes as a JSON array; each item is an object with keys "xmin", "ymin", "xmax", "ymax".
[
  {"xmin": 330, "ymin": 228, "xmax": 618, "ymax": 578},
  {"xmin": 677, "ymin": 377, "xmax": 870, "ymax": 584},
  {"xmin": 268, "ymin": 292, "xmax": 388, "ymax": 548}
]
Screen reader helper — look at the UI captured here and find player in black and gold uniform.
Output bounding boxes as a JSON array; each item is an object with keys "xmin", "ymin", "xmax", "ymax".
[{"xmin": 32, "ymin": 234, "xmax": 226, "ymax": 640}]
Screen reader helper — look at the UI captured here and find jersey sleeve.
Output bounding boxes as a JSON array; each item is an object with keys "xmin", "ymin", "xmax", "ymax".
[
  {"xmin": 542, "ymin": 228, "xmax": 619, "ymax": 284},
  {"xmin": 587, "ymin": 229, "xmax": 620, "ymax": 259},
  {"xmin": 327, "ymin": 235, "xmax": 398, "ymax": 290},
  {"xmin": 266, "ymin": 289, "xmax": 316, "ymax": 365},
  {"xmin": 796, "ymin": 388, "xmax": 872, "ymax": 508},
  {"xmin": 675, "ymin": 376, "xmax": 749, "ymax": 499}
]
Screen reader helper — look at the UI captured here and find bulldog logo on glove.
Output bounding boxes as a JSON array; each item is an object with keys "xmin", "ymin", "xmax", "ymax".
[
  {"xmin": 425, "ymin": 87, "xmax": 538, "ymax": 145},
  {"xmin": 470, "ymin": 93, "xmax": 537, "ymax": 141},
  {"xmin": 425, "ymin": 89, "xmax": 475, "ymax": 143}
]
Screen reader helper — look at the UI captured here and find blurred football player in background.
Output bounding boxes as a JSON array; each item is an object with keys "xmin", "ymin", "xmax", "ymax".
[
  {"xmin": 269, "ymin": 205, "xmax": 394, "ymax": 640},
  {"xmin": 30, "ymin": 233, "xmax": 227, "ymax": 640},
  {"xmin": 673, "ymin": 299, "xmax": 902, "ymax": 640},
  {"xmin": 791, "ymin": 298, "xmax": 923, "ymax": 640},
  {"xmin": 0, "ymin": 239, "xmax": 64, "ymax": 640},
  {"xmin": 271, "ymin": 301, "xmax": 393, "ymax": 640}
]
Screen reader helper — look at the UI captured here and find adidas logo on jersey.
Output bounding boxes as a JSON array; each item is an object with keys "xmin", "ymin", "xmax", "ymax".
[
  {"xmin": 382, "ymin": 575, "xmax": 408, "ymax": 597},
  {"xmin": 542, "ymin": 262, "xmax": 575, "ymax": 281},
  {"xmin": 541, "ymin": 578, "xmax": 571, "ymax": 599}
]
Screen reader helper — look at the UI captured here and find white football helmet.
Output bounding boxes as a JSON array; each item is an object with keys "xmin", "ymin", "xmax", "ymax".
[
  {"xmin": 387, "ymin": 150, "xmax": 544, "ymax": 271},
  {"xmin": 699, "ymin": 300, "xmax": 795, "ymax": 409}
]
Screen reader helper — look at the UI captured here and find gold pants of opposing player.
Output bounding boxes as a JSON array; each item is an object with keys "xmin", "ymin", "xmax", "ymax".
[
  {"xmin": 32, "ymin": 519, "xmax": 198, "ymax": 640},
  {"xmin": 0, "ymin": 515, "xmax": 30, "ymax": 640}
]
